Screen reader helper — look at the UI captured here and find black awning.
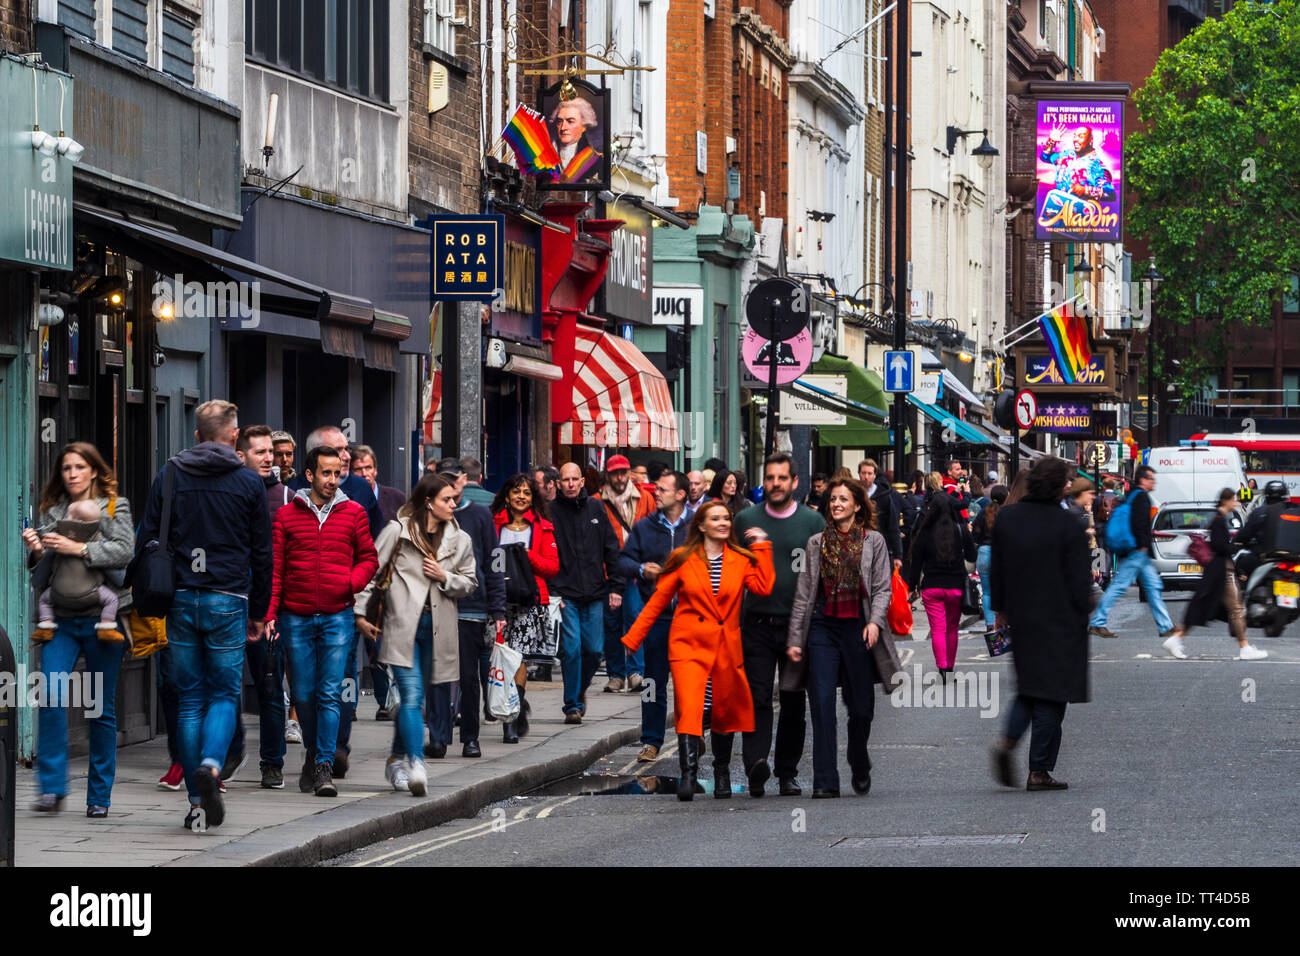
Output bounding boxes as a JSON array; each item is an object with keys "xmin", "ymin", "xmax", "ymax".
[{"xmin": 74, "ymin": 203, "xmax": 373, "ymax": 325}]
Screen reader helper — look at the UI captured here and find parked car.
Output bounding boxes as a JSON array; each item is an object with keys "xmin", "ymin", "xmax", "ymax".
[{"xmin": 1140, "ymin": 503, "xmax": 1245, "ymax": 600}]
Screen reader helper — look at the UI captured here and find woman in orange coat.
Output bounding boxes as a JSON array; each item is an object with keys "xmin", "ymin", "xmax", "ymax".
[{"xmin": 623, "ymin": 501, "xmax": 774, "ymax": 801}]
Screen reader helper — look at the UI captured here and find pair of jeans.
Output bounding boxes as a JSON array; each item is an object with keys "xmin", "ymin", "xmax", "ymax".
[
  {"xmin": 35, "ymin": 616, "xmax": 125, "ymax": 807},
  {"xmin": 638, "ymin": 614, "xmax": 673, "ymax": 748},
  {"xmin": 168, "ymin": 589, "xmax": 248, "ymax": 803},
  {"xmin": 228, "ymin": 638, "xmax": 287, "ymax": 769},
  {"xmin": 1004, "ymin": 695, "xmax": 1068, "ymax": 772},
  {"xmin": 976, "ymin": 544, "xmax": 995, "ymax": 629},
  {"xmin": 428, "ymin": 619, "xmax": 486, "ymax": 746},
  {"xmin": 806, "ymin": 611, "xmax": 878, "ymax": 793},
  {"xmin": 279, "ymin": 609, "xmax": 354, "ymax": 766},
  {"xmin": 921, "ymin": 587, "xmax": 963, "ymax": 669},
  {"xmin": 390, "ymin": 611, "xmax": 433, "ymax": 760},
  {"xmin": 1090, "ymin": 549, "xmax": 1174, "ymax": 633},
  {"xmin": 740, "ymin": 613, "xmax": 806, "ymax": 780},
  {"xmin": 622, "ymin": 584, "xmax": 646, "ymax": 676},
  {"xmin": 156, "ymin": 644, "xmax": 180, "ymax": 766},
  {"xmin": 560, "ymin": 599, "xmax": 605, "ymax": 714}
]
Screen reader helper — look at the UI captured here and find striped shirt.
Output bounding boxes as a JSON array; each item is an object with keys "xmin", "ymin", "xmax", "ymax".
[{"xmin": 708, "ymin": 552, "xmax": 724, "ymax": 593}]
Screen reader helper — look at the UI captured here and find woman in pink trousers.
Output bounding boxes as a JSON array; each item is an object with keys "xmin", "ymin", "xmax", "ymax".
[{"xmin": 906, "ymin": 488, "xmax": 976, "ymax": 679}]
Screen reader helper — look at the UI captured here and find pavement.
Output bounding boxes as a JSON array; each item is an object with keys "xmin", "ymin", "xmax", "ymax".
[
  {"xmin": 14, "ymin": 676, "xmax": 644, "ymax": 867},
  {"xmin": 329, "ymin": 591, "xmax": 1300, "ymax": 867}
]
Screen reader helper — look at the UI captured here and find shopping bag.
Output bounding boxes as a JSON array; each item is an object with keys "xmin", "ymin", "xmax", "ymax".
[
  {"xmin": 886, "ymin": 570, "xmax": 913, "ymax": 636},
  {"xmin": 983, "ymin": 625, "xmax": 1012, "ymax": 658},
  {"xmin": 487, "ymin": 636, "xmax": 523, "ymax": 721}
]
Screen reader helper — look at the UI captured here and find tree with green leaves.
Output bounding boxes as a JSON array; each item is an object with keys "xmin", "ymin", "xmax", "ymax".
[{"xmin": 1127, "ymin": 0, "xmax": 1300, "ymax": 399}]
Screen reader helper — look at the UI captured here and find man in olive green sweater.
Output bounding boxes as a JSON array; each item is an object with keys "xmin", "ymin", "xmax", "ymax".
[{"xmin": 733, "ymin": 453, "xmax": 825, "ymax": 797}]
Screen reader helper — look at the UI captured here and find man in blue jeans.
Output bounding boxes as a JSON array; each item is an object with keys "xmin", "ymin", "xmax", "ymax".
[
  {"xmin": 550, "ymin": 462, "xmax": 624, "ymax": 724},
  {"xmin": 1089, "ymin": 465, "xmax": 1176, "ymax": 639},
  {"xmin": 616, "ymin": 470, "xmax": 691, "ymax": 761},
  {"xmin": 268, "ymin": 445, "xmax": 377, "ymax": 796},
  {"xmin": 136, "ymin": 400, "xmax": 272, "ymax": 829}
]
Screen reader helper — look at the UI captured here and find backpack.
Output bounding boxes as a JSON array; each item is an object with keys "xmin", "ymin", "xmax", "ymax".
[{"xmin": 1105, "ymin": 499, "xmax": 1136, "ymax": 553}]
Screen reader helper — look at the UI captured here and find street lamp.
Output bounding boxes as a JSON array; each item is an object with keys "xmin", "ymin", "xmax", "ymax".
[
  {"xmin": 946, "ymin": 127, "xmax": 999, "ymax": 169},
  {"xmin": 1141, "ymin": 259, "xmax": 1163, "ymax": 445}
]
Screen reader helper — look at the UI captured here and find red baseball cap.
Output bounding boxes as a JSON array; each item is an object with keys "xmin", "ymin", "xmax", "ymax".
[{"xmin": 606, "ymin": 454, "xmax": 632, "ymax": 472}]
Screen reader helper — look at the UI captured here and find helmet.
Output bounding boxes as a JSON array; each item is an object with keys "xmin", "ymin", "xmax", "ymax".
[{"xmin": 1264, "ymin": 480, "xmax": 1288, "ymax": 504}]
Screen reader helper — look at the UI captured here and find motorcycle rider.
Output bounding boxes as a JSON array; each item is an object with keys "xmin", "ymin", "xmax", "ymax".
[{"xmin": 1232, "ymin": 479, "xmax": 1290, "ymax": 582}]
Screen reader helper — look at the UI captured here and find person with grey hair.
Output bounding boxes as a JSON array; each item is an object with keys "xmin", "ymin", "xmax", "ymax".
[
  {"xmin": 459, "ymin": 455, "xmax": 495, "ymax": 509},
  {"xmin": 286, "ymin": 426, "xmax": 382, "ymax": 539},
  {"xmin": 550, "ymin": 97, "xmax": 603, "ymax": 184}
]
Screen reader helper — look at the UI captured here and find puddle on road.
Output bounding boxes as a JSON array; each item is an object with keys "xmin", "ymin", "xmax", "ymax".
[{"xmin": 526, "ymin": 773, "xmax": 748, "ymax": 797}]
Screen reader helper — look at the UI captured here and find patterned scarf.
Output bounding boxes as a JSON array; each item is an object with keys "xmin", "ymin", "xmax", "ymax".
[{"xmin": 820, "ymin": 520, "xmax": 866, "ymax": 618}]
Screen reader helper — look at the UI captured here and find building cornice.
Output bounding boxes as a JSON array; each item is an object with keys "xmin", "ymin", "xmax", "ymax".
[
  {"xmin": 735, "ymin": 8, "xmax": 796, "ymax": 70},
  {"xmin": 789, "ymin": 60, "xmax": 866, "ymax": 127}
]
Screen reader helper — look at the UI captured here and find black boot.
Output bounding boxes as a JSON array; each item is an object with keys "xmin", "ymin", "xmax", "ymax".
[
  {"xmin": 711, "ymin": 731, "xmax": 733, "ymax": 799},
  {"xmin": 516, "ymin": 684, "xmax": 530, "ymax": 738},
  {"xmin": 502, "ymin": 718, "xmax": 519, "ymax": 743},
  {"xmin": 676, "ymin": 734, "xmax": 699, "ymax": 802}
]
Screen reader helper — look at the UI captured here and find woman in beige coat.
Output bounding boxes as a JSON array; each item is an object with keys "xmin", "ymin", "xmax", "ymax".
[
  {"xmin": 356, "ymin": 473, "xmax": 476, "ymax": 796},
  {"xmin": 786, "ymin": 478, "xmax": 899, "ymax": 798}
]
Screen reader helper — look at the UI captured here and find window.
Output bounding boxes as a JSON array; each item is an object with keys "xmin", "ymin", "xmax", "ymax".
[
  {"xmin": 1284, "ymin": 274, "xmax": 1300, "ymax": 314},
  {"xmin": 57, "ymin": 0, "xmax": 96, "ymax": 41},
  {"xmin": 161, "ymin": 3, "xmax": 200, "ymax": 84},
  {"xmin": 424, "ymin": 0, "xmax": 459, "ymax": 56},
  {"xmin": 113, "ymin": 0, "xmax": 149, "ymax": 63},
  {"xmin": 247, "ymin": 0, "xmax": 389, "ymax": 102}
]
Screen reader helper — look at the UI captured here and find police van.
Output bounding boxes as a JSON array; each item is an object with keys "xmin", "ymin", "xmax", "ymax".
[{"xmin": 1145, "ymin": 443, "xmax": 1249, "ymax": 507}]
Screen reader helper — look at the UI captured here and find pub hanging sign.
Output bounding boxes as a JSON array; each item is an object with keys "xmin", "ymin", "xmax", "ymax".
[{"xmin": 428, "ymin": 214, "xmax": 505, "ymax": 301}]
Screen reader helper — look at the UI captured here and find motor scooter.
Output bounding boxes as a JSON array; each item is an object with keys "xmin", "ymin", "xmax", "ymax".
[{"xmin": 1239, "ymin": 549, "xmax": 1300, "ymax": 637}]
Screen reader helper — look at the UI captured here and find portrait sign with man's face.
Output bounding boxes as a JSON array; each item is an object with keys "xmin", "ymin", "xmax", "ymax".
[{"xmin": 538, "ymin": 78, "xmax": 611, "ymax": 192}]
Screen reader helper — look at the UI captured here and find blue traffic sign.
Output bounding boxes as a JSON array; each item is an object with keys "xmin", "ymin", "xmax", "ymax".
[{"xmin": 884, "ymin": 350, "xmax": 914, "ymax": 393}]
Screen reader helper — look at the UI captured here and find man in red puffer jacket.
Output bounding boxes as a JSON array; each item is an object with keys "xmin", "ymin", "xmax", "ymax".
[{"xmin": 268, "ymin": 445, "xmax": 378, "ymax": 798}]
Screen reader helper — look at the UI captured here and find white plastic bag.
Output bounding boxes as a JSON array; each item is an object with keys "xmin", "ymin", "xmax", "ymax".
[{"xmin": 487, "ymin": 639, "xmax": 523, "ymax": 721}]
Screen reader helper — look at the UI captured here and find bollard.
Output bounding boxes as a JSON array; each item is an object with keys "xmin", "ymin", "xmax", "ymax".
[{"xmin": 0, "ymin": 624, "xmax": 15, "ymax": 866}]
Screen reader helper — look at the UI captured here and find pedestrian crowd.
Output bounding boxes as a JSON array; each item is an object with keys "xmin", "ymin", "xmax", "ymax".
[{"xmin": 19, "ymin": 405, "xmax": 1273, "ymax": 822}]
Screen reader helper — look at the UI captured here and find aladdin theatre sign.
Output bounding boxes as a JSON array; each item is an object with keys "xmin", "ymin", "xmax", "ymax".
[{"xmin": 1017, "ymin": 348, "xmax": 1116, "ymax": 395}]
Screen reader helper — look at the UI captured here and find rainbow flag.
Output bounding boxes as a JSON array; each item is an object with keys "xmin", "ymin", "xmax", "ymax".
[
  {"xmin": 558, "ymin": 145, "xmax": 600, "ymax": 183},
  {"xmin": 502, "ymin": 105, "xmax": 561, "ymax": 178},
  {"xmin": 1037, "ymin": 297, "xmax": 1093, "ymax": 384}
]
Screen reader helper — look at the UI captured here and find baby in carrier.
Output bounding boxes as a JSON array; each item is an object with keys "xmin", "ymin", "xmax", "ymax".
[{"xmin": 32, "ymin": 499, "xmax": 123, "ymax": 643}]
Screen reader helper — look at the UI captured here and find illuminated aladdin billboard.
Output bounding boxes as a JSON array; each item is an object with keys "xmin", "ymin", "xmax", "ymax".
[{"xmin": 1034, "ymin": 100, "xmax": 1123, "ymax": 243}]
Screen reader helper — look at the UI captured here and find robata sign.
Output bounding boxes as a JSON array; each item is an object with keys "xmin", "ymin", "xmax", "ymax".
[
  {"xmin": 429, "ymin": 214, "xmax": 505, "ymax": 300},
  {"xmin": 0, "ymin": 58, "xmax": 74, "ymax": 270}
]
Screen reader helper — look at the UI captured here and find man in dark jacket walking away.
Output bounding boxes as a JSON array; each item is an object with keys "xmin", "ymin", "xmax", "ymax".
[
  {"xmin": 267, "ymin": 445, "xmax": 378, "ymax": 797},
  {"xmin": 551, "ymin": 462, "xmax": 624, "ymax": 723},
  {"xmin": 989, "ymin": 457, "xmax": 1092, "ymax": 791},
  {"xmin": 617, "ymin": 470, "xmax": 691, "ymax": 762},
  {"xmin": 136, "ymin": 400, "xmax": 272, "ymax": 829},
  {"xmin": 1088, "ymin": 465, "xmax": 1176, "ymax": 639}
]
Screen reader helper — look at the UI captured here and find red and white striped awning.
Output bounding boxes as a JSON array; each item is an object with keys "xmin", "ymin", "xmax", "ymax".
[{"xmin": 557, "ymin": 325, "xmax": 679, "ymax": 451}]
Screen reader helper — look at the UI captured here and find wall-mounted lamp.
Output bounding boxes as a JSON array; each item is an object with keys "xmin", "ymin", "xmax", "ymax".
[
  {"xmin": 263, "ymin": 92, "xmax": 280, "ymax": 165},
  {"xmin": 946, "ymin": 126, "xmax": 999, "ymax": 169}
]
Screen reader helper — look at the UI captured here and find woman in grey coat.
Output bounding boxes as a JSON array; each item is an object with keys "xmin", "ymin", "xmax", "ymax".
[
  {"xmin": 786, "ymin": 478, "xmax": 898, "ymax": 798},
  {"xmin": 356, "ymin": 472, "xmax": 476, "ymax": 797},
  {"xmin": 21, "ymin": 442, "xmax": 136, "ymax": 817}
]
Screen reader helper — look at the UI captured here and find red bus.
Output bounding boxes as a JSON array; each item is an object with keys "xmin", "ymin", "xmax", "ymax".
[{"xmin": 1188, "ymin": 433, "xmax": 1300, "ymax": 502}]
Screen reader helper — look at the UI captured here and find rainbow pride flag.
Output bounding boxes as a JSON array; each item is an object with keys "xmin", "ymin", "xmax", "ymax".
[
  {"xmin": 1037, "ymin": 297, "xmax": 1093, "ymax": 384},
  {"xmin": 558, "ymin": 145, "xmax": 600, "ymax": 183},
  {"xmin": 502, "ymin": 105, "xmax": 561, "ymax": 178}
]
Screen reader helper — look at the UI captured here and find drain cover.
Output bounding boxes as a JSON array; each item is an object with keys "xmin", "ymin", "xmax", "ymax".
[
  {"xmin": 831, "ymin": 833, "xmax": 1028, "ymax": 848},
  {"xmin": 873, "ymin": 743, "xmax": 939, "ymax": 750}
]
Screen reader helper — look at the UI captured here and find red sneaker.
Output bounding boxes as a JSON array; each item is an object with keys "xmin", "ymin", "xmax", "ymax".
[{"xmin": 158, "ymin": 763, "xmax": 184, "ymax": 791}]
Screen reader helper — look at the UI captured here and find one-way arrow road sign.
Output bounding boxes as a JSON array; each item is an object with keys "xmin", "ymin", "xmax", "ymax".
[{"xmin": 884, "ymin": 350, "xmax": 914, "ymax": 393}]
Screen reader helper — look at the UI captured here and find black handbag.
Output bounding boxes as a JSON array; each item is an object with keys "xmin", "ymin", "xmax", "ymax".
[
  {"xmin": 961, "ymin": 571, "xmax": 983, "ymax": 615},
  {"xmin": 125, "ymin": 463, "xmax": 177, "ymax": 618},
  {"xmin": 501, "ymin": 541, "xmax": 540, "ymax": 606}
]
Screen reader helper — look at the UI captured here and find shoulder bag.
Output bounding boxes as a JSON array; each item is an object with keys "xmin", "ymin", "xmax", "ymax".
[
  {"xmin": 502, "ymin": 541, "xmax": 541, "ymax": 606},
  {"xmin": 364, "ymin": 536, "xmax": 403, "ymax": 627}
]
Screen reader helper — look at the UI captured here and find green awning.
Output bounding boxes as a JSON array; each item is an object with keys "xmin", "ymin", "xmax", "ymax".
[
  {"xmin": 907, "ymin": 394, "xmax": 994, "ymax": 445},
  {"xmin": 798, "ymin": 355, "xmax": 905, "ymax": 449}
]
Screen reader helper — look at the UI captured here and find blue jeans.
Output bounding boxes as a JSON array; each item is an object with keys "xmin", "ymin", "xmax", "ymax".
[
  {"xmin": 229, "ymin": 638, "xmax": 287, "ymax": 769},
  {"xmin": 622, "ymin": 585, "xmax": 646, "ymax": 676},
  {"xmin": 806, "ymin": 611, "xmax": 877, "ymax": 793},
  {"xmin": 390, "ymin": 611, "xmax": 433, "ymax": 759},
  {"xmin": 279, "ymin": 609, "xmax": 354, "ymax": 765},
  {"xmin": 168, "ymin": 590, "xmax": 248, "ymax": 803},
  {"xmin": 976, "ymin": 544, "xmax": 995, "ymax": 629},
  {"xmin": 638, "ymin": 614, "xmax": 673, "ymax": 748},
  {"xmin": 560, "ymin": 599, "xmax": 605, "ymax": 714},
  {"xmin": 429, "ymin": 619, "xmax": 487, "ymax": 746},
  {"xmin": 1090, "ymin": 549, "xmax": 1173, "ymax": 633},
  {"xmin": 35, "ymin": 616, "xmax": 125, "ymax": 807}
]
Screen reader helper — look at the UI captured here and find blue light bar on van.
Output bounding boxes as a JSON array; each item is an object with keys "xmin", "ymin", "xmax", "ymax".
[{"xmin": 1178, "ymin": 440, "xmax": 1210, "ymax": 447}]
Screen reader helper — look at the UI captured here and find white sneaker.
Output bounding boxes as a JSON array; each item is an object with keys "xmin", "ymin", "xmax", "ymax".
[
  {"xmin": 285, "ymin": 719, "xmax": 302, "ymax": 744},
  {"xmin": 1162, "ymin": 635, "xmax": 1188, "ymax": 659},
  {"xmin": 1238, "ymin": 644, "xmax": 1268, "ymax": 661},
  {"xmin": 385, "ymin": 757, "xmax": 409, "ymax": 792},
  {"xmin": 407, "ymin": 757, "xmax": 428, "ymax": 797}
]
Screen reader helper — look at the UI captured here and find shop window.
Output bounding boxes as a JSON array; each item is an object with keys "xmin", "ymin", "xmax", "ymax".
[{"xmin": 247, "ymin": 0, "xmax": 389, "ymax": 102}]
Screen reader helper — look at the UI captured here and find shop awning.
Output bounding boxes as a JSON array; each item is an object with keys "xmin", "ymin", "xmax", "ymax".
[
  {"xmin": 557, "ymin": 325, "xmax": 679, "ymax": 451},
  {"xmin": 917, "ymin": 346, "xmax": 985, "ymax": 409},
  {"xmin": 907, "ymin": 395, "xmax": 994, "ymax": 445},
  {"xmin": 75, "ymin": 203, "xmax": 373, "ymax": 324},
  {"xmin": 972, "ymin": 420, "xmax": 1047, "ymax": 460},
  {"xmin": 795, "ymin": 355, "xmax": 895, "ymax": 448}
]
